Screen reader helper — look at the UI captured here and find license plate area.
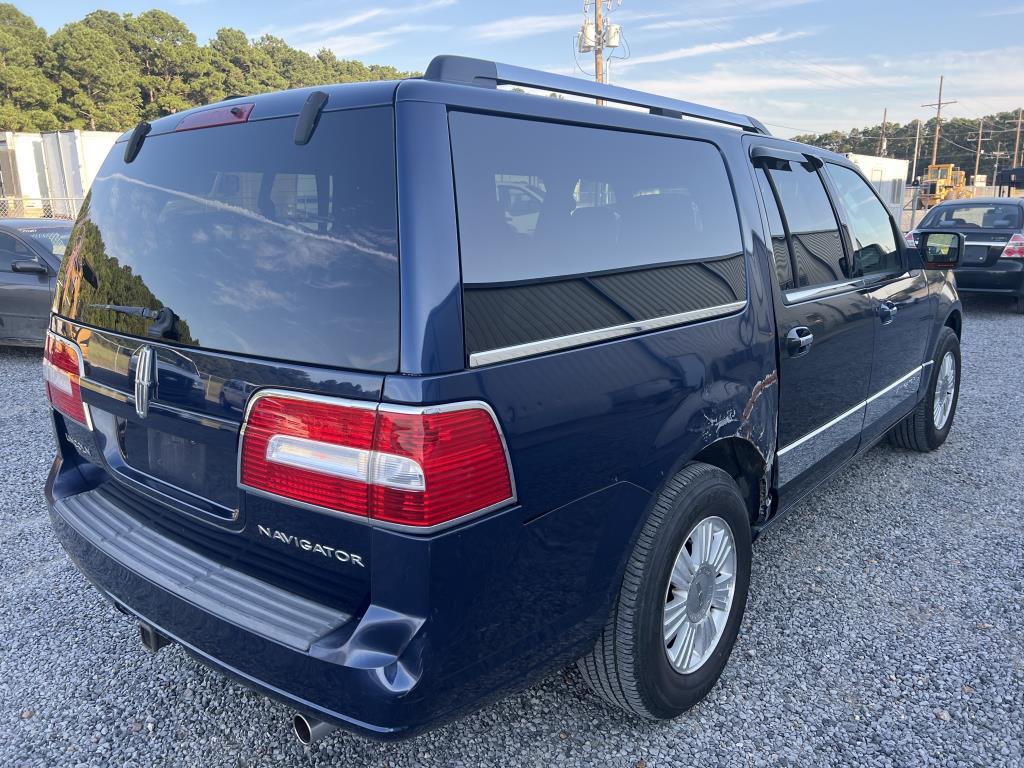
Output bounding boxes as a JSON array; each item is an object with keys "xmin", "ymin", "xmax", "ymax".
[
  {"xmin": 963, "ymin": 244, "xmax": 990, "ymax": 265},
  {"xmin": 145, "ymin": 429, "xmax": 206, "ymax": 494},
  {"xmin": 116, "ymin": 414, "xmax": 241, "ymax": 514}
]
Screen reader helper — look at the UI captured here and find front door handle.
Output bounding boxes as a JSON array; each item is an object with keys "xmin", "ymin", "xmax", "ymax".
[
  {"xmin": 879, "ymin": 301, "xmax": 898, "ymax": 325},
  {"xmin": 786, "ymin": 326, "xmax": 814, "ymax": 357}
]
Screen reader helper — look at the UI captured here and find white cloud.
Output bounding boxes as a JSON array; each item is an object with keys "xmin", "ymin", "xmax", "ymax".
[
  {"xmin": 304, "ymin": 23, "xmax": 451, "ymax": 57},
  {"xmin": 617, "ymin": 46, "xmax": 1024, "ymax": 137},
  {"xmin": 638, "ymin": 16, "xmax": 737, "ymax": 32},
  {"xmin": 470, "ymin": 14, "xmax": 581, "ymax": 41},
  {"xmin": 276, "ymin": 0, "xmax": 456, "ymax": 46},
  {"xmin": 983, "ymin": 4, "xmax": 1024, "ymax": 15},
  {"xmin": 616, "ymin": 29, "xmax": 813, "ymax": 68},
  {"xmin": 277, "ymin": 10, "xmax": 388, "ymax": 41}
]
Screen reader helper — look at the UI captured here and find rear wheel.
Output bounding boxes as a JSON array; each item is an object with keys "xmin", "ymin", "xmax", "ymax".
[
  {"xmin": 1015, "ymin": 295, "xmax": 1024, "ymax": 315},
  {"xmin": 577, "ymin": 463, "xmax": 751, "ymax": 719},
  {"xmin": 889, "ymin": 326, "xmax": 960, "ymax": 452}
]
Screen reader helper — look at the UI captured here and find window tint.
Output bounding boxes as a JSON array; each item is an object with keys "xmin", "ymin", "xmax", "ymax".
[
  {"xmin": 0, "ymin": 232, "xmax": 33, "ymax": 271},
  {"xmin": 755, "ymin": 168, "xmax": 794, "ymax": 291},
  {"xmin": 766, "ymin": 160, "xmax": 847, "ymax": 288},
  {"xmin": 450, "ymin": 112, "xmax": 745, "ymax": 356},
  {"xmin": 56, "ymin": 107, "xmax": 399, "ymax": 372},
  {"xmin": 825, "ymin": 164, "xmax": 900, "ymax": 277},
  {"xmin": 15, "ymin": 225, "xmax": 72, "ymax": 257},
  {"xmin": 920, "ymin": 202, "xmax": 1023, "ymax": 230}
]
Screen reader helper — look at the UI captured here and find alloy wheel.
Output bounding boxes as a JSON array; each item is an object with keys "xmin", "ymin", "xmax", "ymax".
[
  {"xmin": 662, "ymin": 515, "xmax": 737, "ymax": 674},
  {"xmin": 932, "ymin": 351, "xmax": 956, "ymax": 430}
]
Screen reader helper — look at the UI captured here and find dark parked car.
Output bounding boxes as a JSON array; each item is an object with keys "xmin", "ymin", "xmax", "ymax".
[
  {"xmin": 0, "ymin": 218, "xmax": 72, "ymax": 346},
  {"xmin": 43, "ymin": 56, "xmax": 965, "ymax": 743},
  {"xmin": 908, "ymin": 197, "xmax": 1024, "ymax": 313}
]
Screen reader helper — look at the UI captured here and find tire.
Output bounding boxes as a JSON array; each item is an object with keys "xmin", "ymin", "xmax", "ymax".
[
  {"xmin": 577, "ymin": 463, "xmax": 752, "ymax": 719},
  {"xmin": 1015, "ymin": 295, "xmax": 1024, "ymax": 315},
  {"xmin": 889, "ymin": 326, "xmax": 960, "ymax": 452}
]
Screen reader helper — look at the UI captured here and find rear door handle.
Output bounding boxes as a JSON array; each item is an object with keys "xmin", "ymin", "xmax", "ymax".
[
  {"xmin": 786, "ymin": 326, "xmax": 814, "ymax": 357},
  {"xmin": 879, "ymin": 301, "xmax": 898, "ymax": 325}
]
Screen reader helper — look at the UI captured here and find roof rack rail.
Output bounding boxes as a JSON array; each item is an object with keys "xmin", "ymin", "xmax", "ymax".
[{"xmin": 424, "ymin": 55, "xmax": 770, "ymax": 136}]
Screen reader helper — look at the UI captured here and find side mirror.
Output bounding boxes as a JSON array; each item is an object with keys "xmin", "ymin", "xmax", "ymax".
[
  {"xmin": 918, "ymin": 231, "xmax": 965, "ymax": 270},
  {"xmin": 11, "ymin": 259, "xmax": 49, "ymax": 275}
]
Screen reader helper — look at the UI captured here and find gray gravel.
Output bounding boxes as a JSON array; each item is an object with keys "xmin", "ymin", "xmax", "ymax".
[{"xmin": 2, "ymin": 296, "xmax": 1022, "ymax": 768}]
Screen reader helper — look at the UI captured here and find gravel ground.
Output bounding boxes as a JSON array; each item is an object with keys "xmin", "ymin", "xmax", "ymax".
[{"xmin": 2, "ymin": 296, "xmax": 1022, "ymax": 768}]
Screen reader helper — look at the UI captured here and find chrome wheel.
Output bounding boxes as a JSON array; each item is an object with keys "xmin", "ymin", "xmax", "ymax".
[
  {"xmin": 662, "ymin": 515, "xmax": 737, "ymax": 674},
  {"xmin": 932, "ymin": 351, "xmax": 956, "ymax": 430}
]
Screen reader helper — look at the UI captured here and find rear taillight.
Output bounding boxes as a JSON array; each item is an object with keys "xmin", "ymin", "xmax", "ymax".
[
  {"xmin": 239, "ymin": 392, "xmax": 515, "ymax": 529},
  {"xmin": 43, "ymin": 332, "xmax": 91, "ymax": 428},
  {"xmin": 905, "ymin": 232, "xmax": 918, "ymax": 247},
  {"xmin": 1001, "ymin": 233, "xmax": 1024, "ymax": 259}
]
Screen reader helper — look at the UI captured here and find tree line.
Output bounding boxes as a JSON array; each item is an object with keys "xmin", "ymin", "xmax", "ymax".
[
  {"xmin": 0, "ymin": 4, "xmax": 415, "ymax": 132},
  {"xmin": 793, "ymin": 110, "xmax": 1023, "ymax": 182}
]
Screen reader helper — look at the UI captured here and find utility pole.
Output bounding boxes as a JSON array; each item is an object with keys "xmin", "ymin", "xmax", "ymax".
[
  {"xmin": 974, "ymin": 117, "xmax": 984, "ymax": 182},
  {"xmin": 578, "ymin": 2, "xmax": 622, "ymax": 106},
  {"xmin": 877, "ymin": 108, "xmax": 888, "ymax": 156},
  {"xmin": 991, "ymin": 144, "xmax": 1009, "ymax": 184},
  {"xmin": 1014, "ymin": 107, "xmax": 1022, "ymax": 168},
  {"xmin": 922, "ymin": 75, "xmax": 957, "ymax": 166},
  {"xmin": 910, "ymin": 119, "xmax": 922, "ymax": 183}
]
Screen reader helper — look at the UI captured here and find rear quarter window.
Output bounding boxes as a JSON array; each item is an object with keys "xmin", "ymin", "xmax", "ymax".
[
  {"xmin": 449, "ymin": 113, "xmax": 745, "ymax": 362},
  {"xmin": 920, "ymin": 203, "xmax": 1023, "ymax": 230}
]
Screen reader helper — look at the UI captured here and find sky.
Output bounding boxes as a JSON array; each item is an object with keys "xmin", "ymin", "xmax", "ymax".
[{"xmin": 29, "ymin": 0, "xmax": 1024, "ymax": 138}]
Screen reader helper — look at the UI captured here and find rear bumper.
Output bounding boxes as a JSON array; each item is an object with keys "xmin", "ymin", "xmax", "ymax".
[
  {"xmin": 48, "ymin": 476, "xmax": 405, "ymax": 738},
  {"xmin": 954, "ymin": 260, "xmax": 1024, "ymax": 296},
  {"xmin": 46, "ymin": 454, "xmax": 646, "ymax": 740}
]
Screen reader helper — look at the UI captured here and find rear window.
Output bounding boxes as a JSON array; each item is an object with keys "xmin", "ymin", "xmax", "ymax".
[
  {"xmin": 16, "ymin": 225, "xmax": 72, "ymax": 257},
  {"xmin": 920, "ymin": 202, "xmax": 1023, "ymax": 230},
  {"xmin": 56, "ymin": 107, "xmax": 398, "ymax": 371},
  {"xmin": 450, "ymin": 112, "xmax": 744, "ymax": 361}
]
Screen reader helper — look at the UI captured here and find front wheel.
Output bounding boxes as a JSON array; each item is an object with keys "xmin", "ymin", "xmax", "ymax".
[
  {"xmin": 577, "ymin": 463, "xmax": 751, "ymax": 719},
  {"xmin": 889, "ymin": 326, "xmax": 961, "ymax": 452}
]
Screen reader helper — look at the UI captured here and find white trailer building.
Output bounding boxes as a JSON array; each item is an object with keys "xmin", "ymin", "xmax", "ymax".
[
  {"xmin": 0, "ymin": 130, "xmax": 119, "ymax": 218},
  {"xmin": 844, "ymin": 153, "xmax": 909, "ymax": 220}
]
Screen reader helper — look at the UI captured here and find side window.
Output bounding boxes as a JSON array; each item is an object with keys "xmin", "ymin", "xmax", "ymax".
[
  {"xmin": 450, "ymin": 112, "xmax": 745, "ymax": 359},
  {"xmin": 825, "ymin": 164, "xmax": 901, "ymax": 277},
  {"xmin": 755, "ymin": 168, "xmax": 794, "ymax": 291},
  {"xmin": 766, "ymin": 160, "xmax": 848, "ymax": 288},
  {"xmin": 0, "ymin": 233, "xmax": 31, "ymax": 272}
]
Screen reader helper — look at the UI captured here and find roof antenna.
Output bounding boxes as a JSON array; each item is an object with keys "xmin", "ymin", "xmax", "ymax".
[
  {"xmin": 294, "ymin": 91, "xmax": 329, "ymax": 146},
  {"xmin": 124, "ymin": 122, "xmax": 151, "ymax": 163}
]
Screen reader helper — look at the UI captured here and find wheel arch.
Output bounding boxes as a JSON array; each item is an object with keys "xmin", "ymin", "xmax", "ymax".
[
  {"xmin": 692, "ymin": 437, "xmax": 767, "ymax": 527},
  {"xmin": 944, "ymin": 307, "xmax": 962, "ymax": 339}
]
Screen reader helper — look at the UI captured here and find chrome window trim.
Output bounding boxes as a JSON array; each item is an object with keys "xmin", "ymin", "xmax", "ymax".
[
  {"xmin": 80, "ymin": 377, "xmax": 237, "ymax": 430},
  {"xmin": 468, "ymin": 300, "xmax": 747, "ymax": 368},
  {"xmin": 783, "ymin": 279, "xmax": 863, "ymax": 305},
  {"xmin": 236, "ymin": 390, "xmax": 518, "ymax": 536},
  {"xmin": 79, "ymin": 378, "xmax": 132, "ymax": 404},
  {"xmin": 778, "ymin": 364, "xmax": 927, "ymax": 457}
]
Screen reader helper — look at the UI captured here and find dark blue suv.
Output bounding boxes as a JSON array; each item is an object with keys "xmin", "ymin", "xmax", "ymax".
[{"xmin": 44, "ymin": 56, "xmax": 966, "ymax": 743}]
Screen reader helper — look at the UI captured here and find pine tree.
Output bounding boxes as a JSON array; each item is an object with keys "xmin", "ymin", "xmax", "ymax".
[
  {"xmin": 0, "ymin": 5, "xmax": 59, "ymax": 130},
  {"xmin": 47, "ymin": 23, "xmax": 139, "ymax": 131}
]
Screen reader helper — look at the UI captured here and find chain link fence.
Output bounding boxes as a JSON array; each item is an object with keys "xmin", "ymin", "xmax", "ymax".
[{"xmin": 0, "ymin": 197, "xmax": 83, "ymax": 220}]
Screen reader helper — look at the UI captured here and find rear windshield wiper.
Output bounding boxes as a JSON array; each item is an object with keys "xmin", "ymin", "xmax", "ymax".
[
  {"xmin": 89, "ymin": 304, "xmax": 181, "ymax": 340},
  {"xmin": 89, "ymin": 304, "xmax": 160, "ymax": 320}
]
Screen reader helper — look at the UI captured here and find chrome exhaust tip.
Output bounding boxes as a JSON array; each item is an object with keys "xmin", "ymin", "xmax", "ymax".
[{"xmin": 292, "ymin": 713, "xmax": 338, "ymax": 745}]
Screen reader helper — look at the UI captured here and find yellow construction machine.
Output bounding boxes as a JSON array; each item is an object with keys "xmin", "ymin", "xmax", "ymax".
[{"xmin": 918, "ymin": 164, "xmax": 973, "ymax": 208}]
